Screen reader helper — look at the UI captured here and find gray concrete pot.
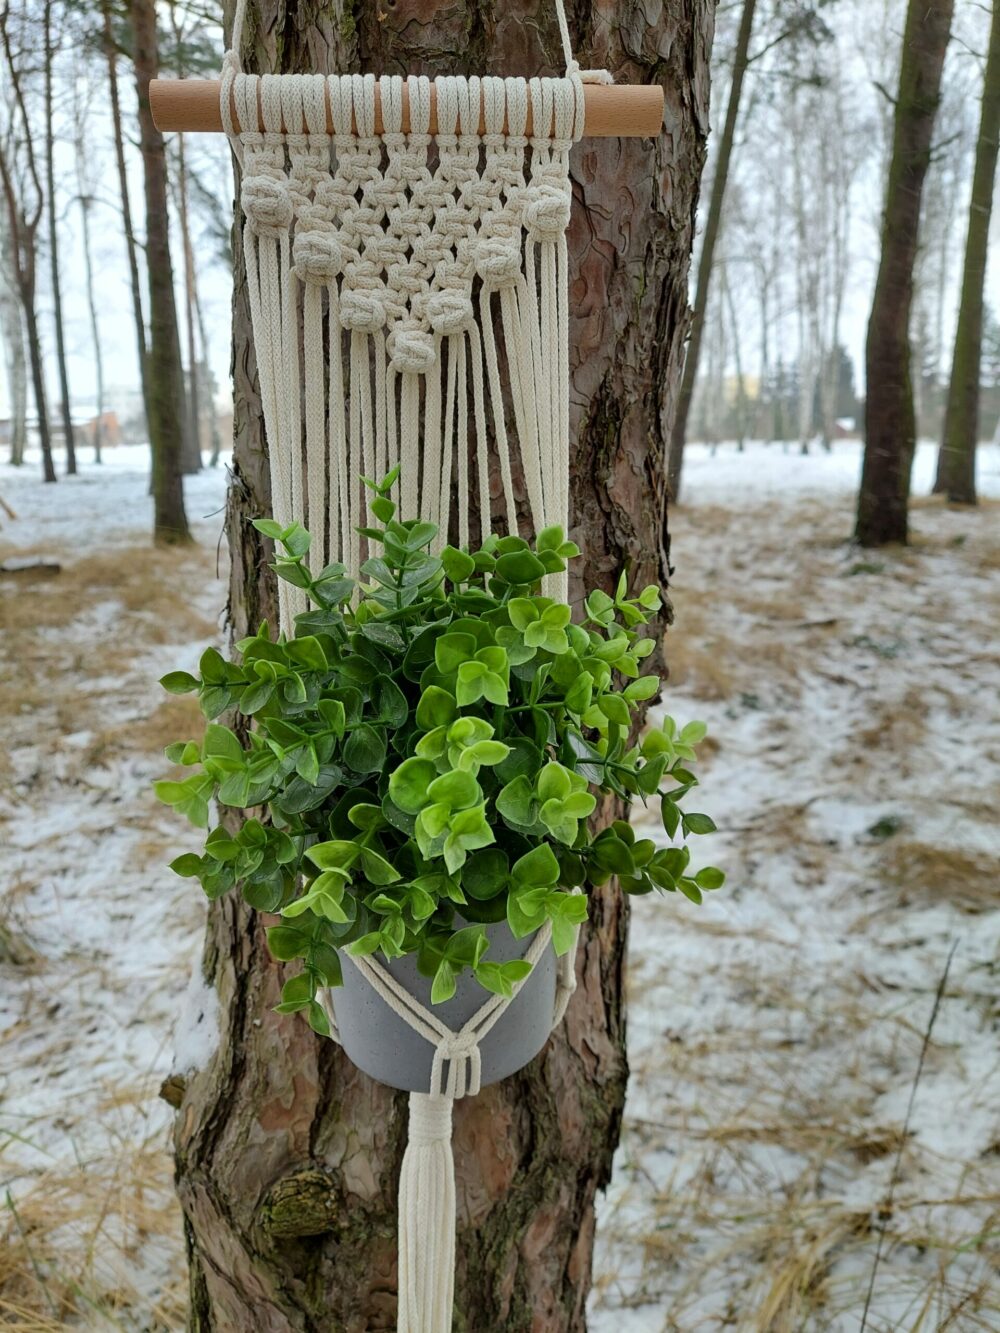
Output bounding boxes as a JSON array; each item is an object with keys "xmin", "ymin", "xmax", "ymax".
[{"xmin": 332, "ymin": 921, "xmax": 555, "ymax": 1093}]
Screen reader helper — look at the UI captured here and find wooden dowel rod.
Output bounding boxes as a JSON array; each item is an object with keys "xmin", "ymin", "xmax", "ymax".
[{"xmin": 149, "ymin": 78, "xmax": 664, "ymax": 139}]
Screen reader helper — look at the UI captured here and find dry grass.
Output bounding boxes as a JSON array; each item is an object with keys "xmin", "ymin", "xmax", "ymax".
[
  {"xmin": 0, "ymin": 1142, "xmax": 187, "ymax": 1331},
  {"xmin": 881, "ymin": 840, "xmax": 1000, "ymax": 915}
]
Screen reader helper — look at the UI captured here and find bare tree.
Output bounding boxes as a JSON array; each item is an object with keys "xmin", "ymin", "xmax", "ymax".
[
  {"xmin": 130, "ymin": 0, "xmax": 190, "ymax": 541},
  {"xmin": 857, "ymin": 0, "xmax": 954, "ymax": 547},
  {"xmin": 72, "ymin": 72, "xmax": 106, "ymax": 464},
  {"xmin": 43, "ymin": 0, "xmax": 76, "ymax": 474},
  {"xmin": 0, "ymin": 5, "xmax": 56, "ymax": 483},
  {"xmin": 934, "ymin": 0, "xmax": 1000, "ymax": 504},
  {"xmin": 102, "ymin": 0, "xmax": 151, "ymax": 439},
  {"xmin": 668, "ymin": 0, "xmax": 757, "ymax": 498}
]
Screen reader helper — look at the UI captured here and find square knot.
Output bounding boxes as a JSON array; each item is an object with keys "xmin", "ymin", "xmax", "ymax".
[{"xmin": 430, "ymin": 1031, "xmax": 482, "ymax": 1099}]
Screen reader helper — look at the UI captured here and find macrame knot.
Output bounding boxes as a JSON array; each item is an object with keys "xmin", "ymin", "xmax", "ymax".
[
  {"xmin": 388, "ymin": 327, "xmax": 437, "ymax": 375},
  {"xmin": 339, "ymin": 287, "xmax": 386, "ymax": 333},
  {"xmin": 407, "ymin": 1092, "xmax": 453, "ymax": 1145},
  {"xmin": 523, "ymin": 183, "xmax": 571, "ymax": 243},
  {"xmin": 241, "ymin": 174, "xmax": 293, "ymax": 236},
  {"xmin": 475, "ymin": 237, "xmax": 522, "ymax": 289},
  {"xmin": 292, "ymin": 230, "xmax": 343, "ymax": 283},
  {"xmin": 427, "ymin": 289, "xmax": 474, "ymax": 335},
  {"xmin": 431, "ymin": 1029, "xmax": 483, "ymax": 1099}
]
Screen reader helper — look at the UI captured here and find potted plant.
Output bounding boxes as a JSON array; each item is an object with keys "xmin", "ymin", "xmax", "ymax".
[{"xmin": 157, "ymin": 471, "xmax": 723, "ymax": 1089}]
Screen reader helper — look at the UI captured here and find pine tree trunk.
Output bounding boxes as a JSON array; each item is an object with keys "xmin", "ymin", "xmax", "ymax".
[
  {"xmin": 857, "ymin": 0, "xmax": 954, "ymax": 547},
  {"xmin": 173, "ymin": 2, "xmax": 713, "ymax": 1328},
  {"xmin": 44, "ymin": 0, "xmax": 77, "ymax": 475},
  {"xmin": 103, "ymin": 0, "xmax": 152, "ymax": 442},
  {"xmin": 667, "ymin": 0, "xmax": 757, "ymax": 500},
  {"xmin": 130, "ymin": 0, "xmax": 190, "ymax": 543},
  {"xmin": 933, "ymin": 0, "xmax": 1000, "ymax": 505}
]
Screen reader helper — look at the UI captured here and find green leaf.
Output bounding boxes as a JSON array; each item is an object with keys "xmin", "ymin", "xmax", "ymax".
[
  {"xmin": 441, "ymin": 546, "xmax": 476, "ymax": 582},
  {"xmin": 679, "ymin": 720, "xmax": 708, "ymax": 746},
  {"xmin": 427, "ymin": 769, "xmax": 480, "ymax": 810},
  {"xmin": 660, "ymin": 795, "xmax": 681, "ymax": 839},
  {"xmin": 416, "ymin": 686, "xmax": 458, "ymax": 730},
  {"xmin": 507, "ymin": 597, "xmax": 540, "ymax": 630},
  {"xmin": 624, "ymin": 675, "xmax": 661, "ymax": 703},
  {"xmin": 694, "ymin": 866, "xmax": 725, "ymax": 890},
  {"xmin": 307, "ymin": 1000, "xmax": 332, "ymax": 1036},
  {"xmin": 281, "ymin": 972, "xmax": 314, "ymax": 1007},
  {"xmin": 169, "ymin": 853, "xmax": 203, "ymax": 877},
  {"xmin": 307, "ymin": 840, "xmax": 358, "ymax": 871},
  {"xmin": 253, "ymin": 517, "xmax": 285, "ymax": 540},
  {"xmin": 389, "ymin": 757, "xmax": 437, "ymax": 814},
  {"xmin": 431, "ymin": 960, "xmax": 457, "ymax": 1004},
  {"xmin": 160, "ymin": 670, "xmax": 199, "ymax": 694},
  {"xmin": 435, "ymin": 632, "xmax": 477, "ymax": 674},
  {"xmin": 360, "ymin": 848, "xmax": 402, "ymax": 885},
  {"xmin": 343, "ymin": 723, "xmax": 387, "ymax": 773},
  {"xmin": 598, "ymin": 694, "xmax": 632, "ymax": 727},
  {"xmin": 511, "ymin": 843, "xmax": 560, "ymax": 888},
  {"xmin": 462, "ymin": 848, "xmax": 509, "ymax": 901},
  {"xmin": 496, "ymin": 774, "xmax": 536, "ymax": 826},
  {"xmin": 495, "ymin": 550, "xmax": 546, "ymax": 584},
  {"xmin": 683, "ymin": 812, "xmax": 717, "ymax": 836},
  {"xmin": 266, "ymin": 926, "xmax": 307, "ymax": 961}
]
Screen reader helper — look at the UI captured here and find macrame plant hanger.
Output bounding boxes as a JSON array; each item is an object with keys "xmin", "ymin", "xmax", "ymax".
[{"xmin": 216, "ymin": 4, "xmax": 619, "ymax": 1329}]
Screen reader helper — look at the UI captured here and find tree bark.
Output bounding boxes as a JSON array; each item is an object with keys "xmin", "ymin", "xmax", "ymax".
[
  {"xmin": 857, "ymin": 0, "xmax": 954, "ymax": 547},
  {"xmin": 103, "ymin": 0, "xmax": 152, "ymax": 442},
  {"xmin": 43, "ymin": 0, "xmax": 77, "ymax": 475},
  {"xmin": 173, "ymin": 2, "xmax": 713, "ymax": 1329},
  {"xmin": 130, "ymin": 0, "xmax": 190, "ymax": 543},
  {"xmin": 667, "ymin": 0, "xmax": 756, "ymax": 500},
  {"xmin": 933, "ymin": 0, "xmax": 1000, "ymax": 505}
]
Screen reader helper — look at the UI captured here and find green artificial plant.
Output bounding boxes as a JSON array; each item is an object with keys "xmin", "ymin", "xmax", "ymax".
[{"xmin": 157, "ymin": 471, "xmax": 723, "ymax": 1034}]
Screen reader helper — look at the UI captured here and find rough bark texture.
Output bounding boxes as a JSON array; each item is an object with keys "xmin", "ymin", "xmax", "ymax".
[
  {"xmin": 933, "ymin": 0, "xmax": 1000, "ymax": 505},
  {"xmin": 667, "ymin": 0, "xmax": 756, "ymax": 500},
  {"xmin": 174, "ymin": 2, "xmax": 713, "ymax": 1329},
  {"xmin": 131, "ymin": 0, "xmax": 191, "ymax": 543},
  {"xmin": 857, "ymin": 0, "xmax": 953, "ymax": 547}
]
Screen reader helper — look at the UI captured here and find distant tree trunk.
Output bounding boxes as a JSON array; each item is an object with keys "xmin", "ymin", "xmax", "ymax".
[
  {"xmin": 175, "ymin": 132, "xmax": 203, "ymax": 472},
  {"xmin": 194, "ymin": 286, "xmax": 224, "ymax": 466},
  {"xmin": 857, "ymin": 0, "xmax": 954, "ymax": 547},
  {"xmin": 668, "ymin": 0, "xmax": 756, "ymax": 500},
  {"xmin": 0, "ymin": 11, "xmax": 56, "ymax": 484},
  {"xmin": 103, "ymin": 0, "xmax": 152, "ymax": 440},
  {"xmin": 130, "ymin": 0, "xmax": 190, "ymax": 542},
  {"xmin": 722, "ymin": 266, "xmax": 747, "ymax": 450},
  {"xmin": 43, "ymin": 0, "xmax": 76, "ymax": 475},
  {"xmin": 0, "ymin": 227, "xmax": 27, "ymax": 466},
  {"xmin": 171, "ymin": 1, "xmax": 714, "ymax": 1329},
  {"xmin": 74, "ymin": 99, "xmax": 106, "ymax": 463},
  {"xmin": 933, "ymin": 0, "xmax": 1000, "ymax": 505}
]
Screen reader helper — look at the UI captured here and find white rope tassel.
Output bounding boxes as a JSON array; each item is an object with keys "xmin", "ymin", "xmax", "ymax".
[{"xmin": 398, "ymin": 1092, "xmax": 457, "ymax": 1333}]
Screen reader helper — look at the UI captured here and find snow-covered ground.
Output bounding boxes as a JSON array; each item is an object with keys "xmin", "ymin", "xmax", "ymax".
[{"xmin": 2, "ymin": 440, "xmax": 999, "ymax": 1330}]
